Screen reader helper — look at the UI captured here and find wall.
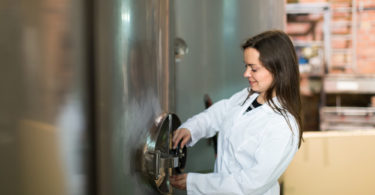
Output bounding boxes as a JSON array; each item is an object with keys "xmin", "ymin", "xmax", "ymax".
[{"xmin": 357, "ymin": 0, "xmax": 375, "ymax": 73}]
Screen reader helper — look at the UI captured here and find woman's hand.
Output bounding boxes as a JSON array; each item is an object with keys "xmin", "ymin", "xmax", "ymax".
[
  {"xmin": 169, "ymin": 174, "xmax": 187, "ymax": 190},
  {"xmin": 172, "ymin": 128, "xmax": 191, "ymax": 149}
]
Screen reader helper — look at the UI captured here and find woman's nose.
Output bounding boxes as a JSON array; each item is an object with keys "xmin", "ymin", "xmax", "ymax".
[{"xmin": 243, "ymin": 68, "xmax": 251, "ymax": 78}]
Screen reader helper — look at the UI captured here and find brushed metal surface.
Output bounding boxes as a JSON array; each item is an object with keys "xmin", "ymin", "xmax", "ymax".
[
  {"xmin": 0, "ymin": 0, "xmax": 90, "ymax": 195},
  {"xmin": 0, "ymin": 0, "xmax": 284, "ymax": 194},
  {"xmin": 175, "ymin": 0, "xmax": 285, "ymax": 121},
  {"xmin": 0, "ymin": 0, "xmax": 175, "ymax": 194},
  {"xmin": 94, "ymin": 0, "xmax": 174, "ymax": 194},
  {"xmin": 141, "ymin": 113, "xmax": 184, "ymax": 194}
]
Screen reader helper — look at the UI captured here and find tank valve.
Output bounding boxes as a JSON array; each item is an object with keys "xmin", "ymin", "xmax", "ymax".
[{"xmin": 141, "ymin": 113, "xmax": 186, "ymax": 194}]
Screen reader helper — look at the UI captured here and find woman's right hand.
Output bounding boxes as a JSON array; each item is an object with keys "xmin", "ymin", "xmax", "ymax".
[{"xmin": 172, "ymin": 128, "xmax": 191, "ymax": 149}]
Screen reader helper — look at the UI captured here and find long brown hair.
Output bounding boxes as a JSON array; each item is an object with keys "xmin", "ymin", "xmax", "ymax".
[{"xmin": 242, "ymin": 30, "xmax": 303, "ymax": 148}]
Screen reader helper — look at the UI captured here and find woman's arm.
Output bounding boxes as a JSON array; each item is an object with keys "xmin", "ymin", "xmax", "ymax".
[
  {"xmin": 177, "ymin": 88, "xmax": 249, "ymax": 147},
  {"xmin": 186, "ymin": 118, "xmax": 299, "ymax": 195}
]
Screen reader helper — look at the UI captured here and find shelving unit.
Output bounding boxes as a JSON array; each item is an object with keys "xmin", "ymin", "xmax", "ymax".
[
  {"xmin": 321, "ymin": 0, "xmax": 375, "ymax": 131},
  {"xmin": 287, "ymin": 1, "xmax": 375, "ymax": 131},
  {"xmin": 321, "ymin": 74, "xmax": 375, "ymax": 130},
  {"xmin": 286, "ymin": 3, "xmax": 331, "ymax": 131},
  {"xmin": 286, "ymin": 3, "xmax": 331, "ymax": 76},
  {"xmin": 328, "ymin": 0, "xmax": 357, "ymax": 73},
  {"xmin": 324, "ymin": 74, "xmax": 375, "ymax": 93}
]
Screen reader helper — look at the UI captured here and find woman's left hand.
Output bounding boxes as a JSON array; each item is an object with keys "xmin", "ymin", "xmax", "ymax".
[{"xmin": 169, "ymin": 173, "xmax": 187, "ymax": 190}]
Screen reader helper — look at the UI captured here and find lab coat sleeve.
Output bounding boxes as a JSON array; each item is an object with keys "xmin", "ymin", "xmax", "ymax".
[
  {"xmin": 186, "ymin": 117, "xmax": 299, "ymax": 195},
  {"xmin": 179, "ymin": 88, "xmax": 248, "ymax": 147}
]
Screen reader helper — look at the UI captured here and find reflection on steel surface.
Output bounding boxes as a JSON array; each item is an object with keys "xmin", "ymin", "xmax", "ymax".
[
  {"xmin": 141, "ymin": 113, "xmax": 185, "ymax": 194},
  {"xmin": 1, "ymin": 0, "xmax": 176, "ymax": 194},
  {"xmin": 175, "ymin": 37, "xmax": 189, "ymax": 63},
  {"xmin": 0, "ymin": 0, "xmax": 90, "ymax": 195},
  {"xmin": 95, "ymin": 0, "xmax": 176, "ymax": 194}
]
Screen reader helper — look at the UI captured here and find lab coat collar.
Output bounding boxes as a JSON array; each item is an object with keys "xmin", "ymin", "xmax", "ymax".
[{"xmin": 248, "ymin": 93, "xmax": 284, "ymax": 114}]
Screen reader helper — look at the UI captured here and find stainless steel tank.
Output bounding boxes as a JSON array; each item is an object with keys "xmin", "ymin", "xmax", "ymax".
[
  {"xmin": 94, "ymin": 0, "xmax": 180, "ymax": 194},
  {"xmin": 0, "ymin": 0, "xmax": 179, "ymax": 194},
  {"xmin": 0, "ymin": 0, "xmax": 284, "ymax": 195},
  {"xmin": 0, "ymin": 0, "xmax": 91, "ymax": 195}
]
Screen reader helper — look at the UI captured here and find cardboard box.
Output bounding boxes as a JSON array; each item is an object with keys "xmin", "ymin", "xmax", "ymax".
[{"xmin": 281, "ymin": 130, "xmax": 375, "ymax": 195}]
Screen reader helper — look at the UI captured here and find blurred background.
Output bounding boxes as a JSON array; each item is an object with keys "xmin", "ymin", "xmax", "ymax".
[{"xmin": 1, "ymin": 0, "xmax": 375, "ymax": 195}]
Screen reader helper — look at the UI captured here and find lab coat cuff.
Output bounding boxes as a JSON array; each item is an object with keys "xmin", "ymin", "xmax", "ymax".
[{"xmin": 186, "ymin": 173, "xmax": 198, "ymax": 195}]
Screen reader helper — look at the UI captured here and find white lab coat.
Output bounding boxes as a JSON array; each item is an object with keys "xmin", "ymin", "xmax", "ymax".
[{"xmin": 179, "ymin": 88, "xmax": 299, "ymax": 195}]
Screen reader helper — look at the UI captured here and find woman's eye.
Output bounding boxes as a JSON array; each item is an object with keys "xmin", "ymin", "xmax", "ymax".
[{"xmin": 244, "ymin": 64, "xmax": 257, "ymax": 72}]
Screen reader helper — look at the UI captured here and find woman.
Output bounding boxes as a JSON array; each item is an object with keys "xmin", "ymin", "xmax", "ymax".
[{"xmin": 170, "ymin": 30, "xmax": 303, "ymax": 195}]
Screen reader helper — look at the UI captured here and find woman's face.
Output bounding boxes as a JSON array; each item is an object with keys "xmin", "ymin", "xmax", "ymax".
[{"xmin": 243, "ymin": 48, "xmax": 274, "ymax": 96}]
